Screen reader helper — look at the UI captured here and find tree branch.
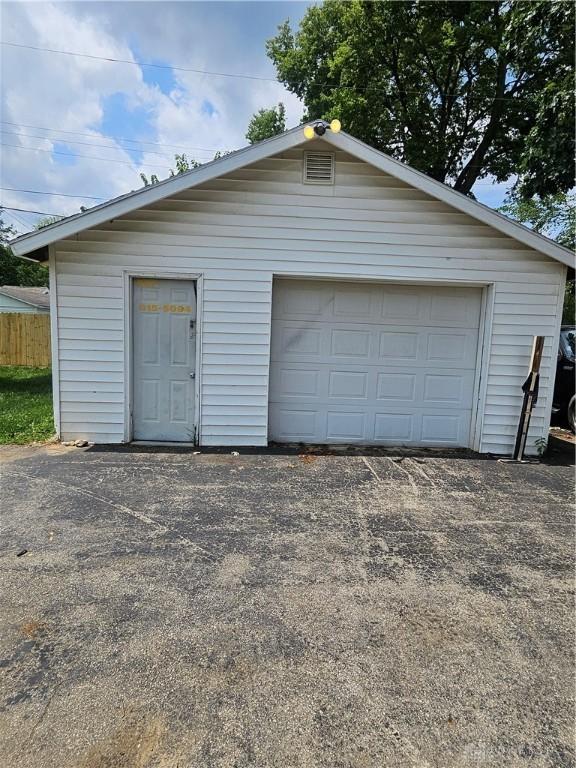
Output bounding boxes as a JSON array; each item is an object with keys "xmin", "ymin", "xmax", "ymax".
[{"xmin": 454, "ymin": 28, "xmax": 509, "ymax": 194}]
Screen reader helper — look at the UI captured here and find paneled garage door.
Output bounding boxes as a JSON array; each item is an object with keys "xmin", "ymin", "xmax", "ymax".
[{"xmin": 269, "ymin": 280, "xmax": 482, "ymax": 446}]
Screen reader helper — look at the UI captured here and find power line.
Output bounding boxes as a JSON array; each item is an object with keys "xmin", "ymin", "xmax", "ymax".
[
  {"xmin": 4, "ymin": 210, "xmax": 30, "ymax": 230},
  {"xmin": 0, "ymin": 120, "xmax": 227, "ymax": 153},
  {"xmin": 1, "ymin": 204, "xmax": 63, "ymax": 216},
  {"xmin": 0, "ymin": 40, "xmax": 275, "ymax": 82},
  {"xmin": 0, "ymin": 39, "xmax": 536, "ymax": 100},
  {"xmin": 0, "ymin": 129, "xmax": 216, "ymax": 160},
  {"xmin": 0, "ymin": 141, "xmax": 176, "ymax": 170},
  {"xmin": 0, "ymin": 187, "xmax": 104, "ymax": 200}
]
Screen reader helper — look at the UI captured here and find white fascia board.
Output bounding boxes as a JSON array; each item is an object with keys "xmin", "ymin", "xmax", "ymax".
[
  {"xmin": 11, "ymin": 125, "xmax": 574, "ymax": 269},
  {"xmin": 324, "ymin": 132, "xmax": 575, "ymax": 268},
  {"xmin": 10, "ymin": 127, "xmax": 308, "ymax": 257}
]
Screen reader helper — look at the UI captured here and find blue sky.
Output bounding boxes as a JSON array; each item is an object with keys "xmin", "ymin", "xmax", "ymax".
[{"xmin": 0, "ymin": 1, "xmax": 510, "ymax": 232}]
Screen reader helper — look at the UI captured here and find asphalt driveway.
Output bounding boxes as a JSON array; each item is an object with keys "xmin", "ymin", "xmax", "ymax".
[{"xmin": 0, "ymin": 444, "xmax": 574, "ymax": 768}]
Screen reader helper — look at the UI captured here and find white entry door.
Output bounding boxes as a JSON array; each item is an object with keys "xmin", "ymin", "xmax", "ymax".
[
  {"xmin": 132, "ymin": 278, "xmax": 197, "ymax": 442},
  {"xmin": 269, "ymin": 280, "xmax": 482, "ymax": 447}
]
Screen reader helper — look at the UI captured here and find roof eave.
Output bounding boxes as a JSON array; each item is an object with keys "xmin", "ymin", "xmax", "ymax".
[
  {"xmin": 9, "ymin": 125, "xmax": 310, "ymax": 258},
  {"xmin": 9, "ymin": 126, "xmax": 574, "ymax": 269},
  {"xmin": 321, "ymin": 132, "xmax": 574, "ymax": 268}
]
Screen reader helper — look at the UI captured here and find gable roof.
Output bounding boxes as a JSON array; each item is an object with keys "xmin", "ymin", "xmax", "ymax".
[
  {"xmin": 10, "ymin": 125, "xmax": 574, "ymax": 268},
  {"xmin": 0, "ymin": 285, "xmax": 50, "ymax": 309}
]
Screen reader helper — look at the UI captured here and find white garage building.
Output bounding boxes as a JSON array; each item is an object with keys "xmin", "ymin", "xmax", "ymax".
[{"xmin": 12, "ymin": 127, "xmax": 572, "ymax": 454}]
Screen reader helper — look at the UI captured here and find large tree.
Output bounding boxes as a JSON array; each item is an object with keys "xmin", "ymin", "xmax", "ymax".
[
  {"xmin": 500, "ymin": 192, "xmax": 575, "ymax": 323},
  {"xmin": 267, "ymin": 0, "xmax": 574, "ymax": 196},
  {"xmin": 0, "ymin": 212, "xmax": 48, "ymax": 287},
  {"xmin": 139, "ymin": 151, "xmax": 233, "ymax": 187},
  {"xmin": 246, "ymin": 103, "xmax": 286, "ymax": 144}
]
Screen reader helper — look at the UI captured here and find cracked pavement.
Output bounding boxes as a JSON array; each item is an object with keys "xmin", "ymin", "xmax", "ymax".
[{"xmin": 0, "ymin": 443, "xmax": 574, "ymax": 768}]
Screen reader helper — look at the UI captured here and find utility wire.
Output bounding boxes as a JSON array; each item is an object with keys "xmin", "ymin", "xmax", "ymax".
[
  {"xmin": 0, "ymin": 187, "xmax": 104, "ymax": 200},
  {"xmin": 0, "ymin": 39, "xmax": 535, "ymax": 100},
  {"xmin": 5, "ymin": 210, "xmax": 31, "ymax": 231},
  {"xmin": 0, "ymin": 129, "xmax": 216, "ymax": 159},
  {"xmin": 1, "ymin": 205, "xmax": 64, "ymax": 216},
  {"xmin": 1, "ymin": 40, "xmax": 275, "ymax": 82},
  {"xmin": 0, "ymin": 141, "xmax": 176, "ymax": 170},
  {"xmin": 0, "ymin": 120, "xmax": 227, "ymax": 153}
]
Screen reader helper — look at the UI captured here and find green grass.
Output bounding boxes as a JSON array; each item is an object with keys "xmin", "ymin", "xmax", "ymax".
[{"xmin": 0, "ymin": 366, "xmax": 54, "ymax": 444}]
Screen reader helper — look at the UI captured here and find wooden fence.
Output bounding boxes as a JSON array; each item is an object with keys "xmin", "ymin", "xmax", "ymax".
[{"xmin": 0, "ymin": 312, "xmax": 51, "ymax": 367}]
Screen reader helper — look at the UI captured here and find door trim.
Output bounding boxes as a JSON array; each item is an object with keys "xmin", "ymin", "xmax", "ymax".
[
  {"xmin": 470, "ymin": 283, "xmax": 495, "ymax": 452},
  {"xmin": 48, "ymin": 245, "xmax": 61, "ymax": 439},
  {"xmin": 123, "ymin": 270, "xmax": 203, "ymax": 444}
]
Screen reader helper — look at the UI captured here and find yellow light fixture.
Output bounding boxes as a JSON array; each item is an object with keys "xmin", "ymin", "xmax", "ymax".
[
  {"xmin": 330, "ymin": 119, "xmax": 341, "ymax": 133},
  {"xmin": 303, "ymin": 125, "xmax": 315, "ymax": 140}
]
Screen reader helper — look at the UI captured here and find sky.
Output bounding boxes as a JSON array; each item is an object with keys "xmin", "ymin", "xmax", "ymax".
[{"xmin": 0, "ymin": 1, "xmax": 509, "ymax": 235}]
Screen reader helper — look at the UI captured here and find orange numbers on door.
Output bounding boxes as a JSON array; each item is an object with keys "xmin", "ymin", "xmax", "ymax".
[
  {"xmin": 139, "ymin": 303, "xmax": 192, "ymax": 313},
  {"xmin": 162, "ymin": 304, "xmax": 192, "ymax": 313}
]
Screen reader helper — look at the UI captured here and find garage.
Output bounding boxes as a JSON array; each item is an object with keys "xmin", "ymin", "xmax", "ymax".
[
  {"xmin": 11, "ymin": 125, "xmax": 570, "ymax": 453},
  {"xmin": 269, "ymin": 279, "xmax": 483, "ymax": 446}
]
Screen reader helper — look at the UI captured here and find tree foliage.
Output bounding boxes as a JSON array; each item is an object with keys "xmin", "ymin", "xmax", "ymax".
[
  {"xmin": 500, "ymin": 192, "xmax": 575, "ymax": 323},
  {"xmin": 267, "ymin": 0, "xmax": 574, "ymax": 196},
  {"xmin": 246, "ymin": 103, "xmax": 286, "ymax": 144},
  {"xmin": 140, "ymin": 152, "xmax": 226, "ymax": 187},
  {"xmin": 500, "ymin": 192, "xmax": 575, "ymax": 251},
  {"xmin": 0, "ymin": 212, "xmax": 48, "ymax": 287},
  {"xmin": 35, "ymin": 215, "xmax": 65, "ymax": 230}
]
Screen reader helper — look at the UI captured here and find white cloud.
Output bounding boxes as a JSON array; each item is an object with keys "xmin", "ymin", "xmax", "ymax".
[
  {"xmin": 0, "ymin": 1, "xmax": 307, "ymax": 231},
  {"xmin": 2, "ymin": 2, "xmax": 148, "ymax": 221}
]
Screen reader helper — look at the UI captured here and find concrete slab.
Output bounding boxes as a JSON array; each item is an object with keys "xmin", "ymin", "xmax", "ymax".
[{"xmin": 0, "ymin": 445, "xmax": 574, "ymax": 767}]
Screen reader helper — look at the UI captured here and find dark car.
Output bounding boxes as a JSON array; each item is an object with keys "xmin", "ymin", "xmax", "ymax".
[{"xmin": 553, "ymin": 326, "xmax": 575, "ymax": 432}]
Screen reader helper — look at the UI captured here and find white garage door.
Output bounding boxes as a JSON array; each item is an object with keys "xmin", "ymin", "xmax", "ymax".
[{"xmin": 269, "ymin": 280, "xmax": 482, "ymax": 447}]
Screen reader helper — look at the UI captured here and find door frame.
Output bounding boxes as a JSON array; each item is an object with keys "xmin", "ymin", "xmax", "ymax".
[
  {"xmin": 123, "ymin": 270, "xmax": 203, "ymax": 444},
  {"xmin": 269, "ymin": 273, "xmax": 494, "ymax": 450}
]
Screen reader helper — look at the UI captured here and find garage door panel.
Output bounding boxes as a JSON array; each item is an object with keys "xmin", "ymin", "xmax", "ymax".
[
  {"xmin": 278, "ymin": 326, "xmax": 323, "ymax": 356},
  {"xmin": 328, "ymin": 371, "xmax": 369, "ymax": 399},
  {"xmin": 275, "ymin": 368, "xmax": 321, "ymax": 398},
  {"xmin": 430, "ymin": 292, "xmax": 480, "ymax": 326},
  {"xmin": 379, "ymin": 331, "xmax": 419, "ymax": 360},
  {"xmin": 422, "ymin": 414, "xmax": 460, "ymax": 442},
  {"xmin": 270, "ymin": 404, "xmax": 473, "ymax": 445},
  {"xmin": 426, "ymin": 331, "xmax": 477, "ymax": 366},
  {"xmin": 423, "ymin": 373, "xmax": 472, "ymax": 407},
  {"xmin": 376, "ymin": 372, "xmax": 417, "ymax": 402},
  {"xmin": 381, "ymin": 291, "xmax": 424, "ymax": 322},
  {"xmin": 280, "ymin": 283, "xmax": 325, "ymax": 316},
  {"xmin": 334, "ymin": 284, "xmax": 375, "ymax": 317},
  {"xmin": 271, "ymin": 363, "xmax": 476, "ymax": 406},
  {"xmin": 273, "ymin": 322, "xmax": 478, "ymax": 368},
  {"xmin": 331, "ymin": 329, "xmax": 371, "ymax": 358},
  {"xmin": 326, "ymin": 410, "xmax": 367, "ymax": 440},
  {"xmin": 374, "ymin": 412, "xmax": 414, "ymax": 441},
  {"xmin": 273, "ymin": 282, "xmax": 482, "ymax": 328},
  {"xmin": 271, "ymin": 408, "xmax": 321, "ymax": 439},
  {"xmin": 269, "ymin": 280, "xmax": 481, "ymax": 446}
]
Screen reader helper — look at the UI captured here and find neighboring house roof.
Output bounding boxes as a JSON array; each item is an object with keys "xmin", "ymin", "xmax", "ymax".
[
  {"xmin": 10, "ymin": 125, "xmax": 574, "ymax": 268},
  {"xmin": 0, "ymin": 285, "xmax": 50, "ymax": 309}
]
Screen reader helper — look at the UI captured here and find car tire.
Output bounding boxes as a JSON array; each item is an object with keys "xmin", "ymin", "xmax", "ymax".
[{"xmin": 568, "ymin": 395, "xmax": 576, "ymax": 434}]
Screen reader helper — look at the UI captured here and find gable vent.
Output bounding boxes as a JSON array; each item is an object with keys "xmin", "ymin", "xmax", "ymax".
[{"xmin": 303, "ymin": 152, "xmax": 334, "ymax": 184}]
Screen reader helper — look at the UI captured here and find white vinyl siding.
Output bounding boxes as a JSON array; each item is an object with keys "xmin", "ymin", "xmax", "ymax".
[{"xmin": 52, "ymin": 139, "xmax": 566, "ymax": 453}]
